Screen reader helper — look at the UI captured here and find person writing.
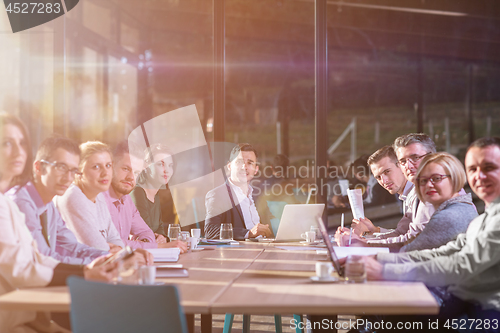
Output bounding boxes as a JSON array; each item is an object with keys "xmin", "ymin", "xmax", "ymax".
[{"xmin": 349, "ymin": 137, "xmax": 500, "ymax": 332}]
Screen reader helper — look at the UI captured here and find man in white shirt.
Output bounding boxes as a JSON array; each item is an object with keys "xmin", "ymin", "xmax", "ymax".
[{"xmin": 204, "ymin": 143, "xmax": 272, "ymax": 239}]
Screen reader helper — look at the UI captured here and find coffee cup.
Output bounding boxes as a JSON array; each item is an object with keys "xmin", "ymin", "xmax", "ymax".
[
  {"xmin": 189, "ymin": 237, "xmax": 199, "ymax": 250},
  {"xmin": 301, "ymin": 231, "xmax": 316, "ymax": 243},
  {"xmin": 315, "ymin": 262, "xmax": 333, "ymax": 280},
  {"xmin": 191, "ymin": 228, "xmax": 201, "ymax": 238}
]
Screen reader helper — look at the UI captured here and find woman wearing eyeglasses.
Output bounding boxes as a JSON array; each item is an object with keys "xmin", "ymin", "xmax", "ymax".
[
  {"xmin": 399, "ymin": 152, "xmax": 477, "ymax": 252},
  {"xmin": 55, "ymin": 141, "xmax": 124, "ymax": 252}
]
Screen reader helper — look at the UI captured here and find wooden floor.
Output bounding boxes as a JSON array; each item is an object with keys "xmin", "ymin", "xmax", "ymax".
[{"xmin": 193, "ymin": 314, "xmax": 354, "ymax": 333}]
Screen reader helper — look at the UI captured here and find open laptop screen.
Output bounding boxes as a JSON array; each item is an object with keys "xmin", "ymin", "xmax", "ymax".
[{"xmin": 315, "ymin": 217, "xmax": 344, "ymax": 277}]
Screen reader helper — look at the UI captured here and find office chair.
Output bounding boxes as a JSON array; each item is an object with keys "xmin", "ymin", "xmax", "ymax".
[{"xmin": 67, "ymin": 276, "xmax": 188, "ymax": 333}]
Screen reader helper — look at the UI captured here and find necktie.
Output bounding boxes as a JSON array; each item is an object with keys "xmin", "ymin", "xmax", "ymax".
[{"xmin": 40, "ymin": 211, "xmax": 50, "ymax": 247}]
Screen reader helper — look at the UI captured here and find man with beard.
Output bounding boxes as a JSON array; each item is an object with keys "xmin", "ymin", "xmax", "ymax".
[{"xmin": 103, "ymin": 141, "xmax": 187, "ymax": 252}]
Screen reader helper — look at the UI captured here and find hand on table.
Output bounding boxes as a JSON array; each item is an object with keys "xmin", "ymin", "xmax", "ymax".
[
  {"xmin": 134, "ymin": 248, "xmax": 154, "ymax": 265},
  {"xmin": 84, "ymin": 255, "xmax": 118, "ymax": 282},
  {"xmin": 249, "ymin": 223, "xmax": 272, "ymax": 238},
  {"xmin": 155, "ymin": 233, "xmax": 167, "ymax": 244},
  {"xmin": 158, "ymin": 240, "xmax": 188, "ymax": 253},
  {"xmin": 108, "ymin": 243, "xmax": 122, "ymax": 254},
  {"xmin": 364, "ymin": 255, "xmax": 384, "ymax": 280}
]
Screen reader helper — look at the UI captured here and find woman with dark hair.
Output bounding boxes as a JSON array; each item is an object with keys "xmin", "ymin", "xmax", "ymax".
[
  {"xmin": 0, "ymin": 112, "xmax": 32, "ymax": 192},
  {"xmin": 130, "ymin": 144, "xmax": 186, "ymax": 251},
  {"xmin": 0, "ymin": 112, "xmax": 117, "ymax": 333}
]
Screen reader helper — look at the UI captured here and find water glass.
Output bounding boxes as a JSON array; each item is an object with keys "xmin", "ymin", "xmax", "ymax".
[
  {"xmin": 168, "ymin": 224, "xmax": 181, "ymax": 241},
  {"xmin": 344, "ymin": 255, "xmax": 367, "ymax": 283},
  {"xmin": 179, "ymin": 231, "xmax": 190, "ymax": 243},
  {"xmin": 138, "ymin": 265, "xmax": 156, "ymax": 285},
  {"xmin": 220, "ymin": 223, "xmax": 234, "ymax": 240},
  {"xmin": 117, "ymin": 259, "xmax": 138, "ymax": 285}
]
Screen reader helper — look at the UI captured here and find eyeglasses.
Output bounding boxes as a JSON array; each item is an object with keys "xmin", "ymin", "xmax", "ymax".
[
  {"xmin": 41, "ymin": 160, "xmax": 82, "ymax": 177},
  {"xmin": 417, "ymin": 174, "xmax": 451, "ymax": 187},
  {"xmin": 398, "ymin": 153, "xmax": 430, "ymax": 167}
]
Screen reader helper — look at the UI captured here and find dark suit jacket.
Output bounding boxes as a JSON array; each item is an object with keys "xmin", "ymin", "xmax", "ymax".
[{"xmin": 204, "ymin": 182, "xmax": 272, "ymax": 240}]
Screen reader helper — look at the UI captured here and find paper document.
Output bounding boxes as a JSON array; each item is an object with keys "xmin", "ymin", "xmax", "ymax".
[
  {"xmin": 347, "ymin": 188, "xmax": 364, "ymax": 219},
  {"xmin": 276, "ymin": 246, "xmax": 322, "ymax": 251},
  {"xmin": 147, "ymin": 248, "xmax": 181, "ymax": 262},
  {"xmin": 330, "ymin": 247, "xmax": 389, "ymax": 259}
]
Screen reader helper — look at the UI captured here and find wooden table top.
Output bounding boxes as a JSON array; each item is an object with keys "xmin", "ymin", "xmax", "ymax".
[{"xmin": 0, "ymin": 243, "xmax": 439, "ymax": 316}]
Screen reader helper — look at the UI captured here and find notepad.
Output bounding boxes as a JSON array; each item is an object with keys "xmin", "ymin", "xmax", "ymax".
[
  {"xmin": 156, "ymin": 268, "xmax": 189, "ymax": 278},
  {"xmin": 199, "ymin": 239, "xmax": 239, "ymax": 246},
  {"xmin": 147, "ymin": 248, "xmax": 181, "ymax": 262},
  {"xmin": 316, "ymin": 247, "xmax": 389, "ymax": 259}
]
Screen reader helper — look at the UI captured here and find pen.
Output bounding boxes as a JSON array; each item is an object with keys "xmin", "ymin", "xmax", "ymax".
[
  {"xmin": 341, "ymin": 213, "xmax": 344, "ymax": 229},
  {"xmin": 348, "ymin": 227, "xmax": 352, "ymax": 246}
]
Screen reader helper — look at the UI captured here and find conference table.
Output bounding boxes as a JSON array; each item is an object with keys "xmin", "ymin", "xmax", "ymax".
[{"xmin": 0, "ymin": 241, "xmax": 439, "ymax": 333}]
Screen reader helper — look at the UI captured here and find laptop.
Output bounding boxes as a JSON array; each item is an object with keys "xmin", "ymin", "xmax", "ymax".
[
  {"xmin": 315, "ymin": 216, "xmax": 344, "ymax": 277},
  {"xmin": 273, "ymin": 204, "xmax": 325, "ymax": 242}
]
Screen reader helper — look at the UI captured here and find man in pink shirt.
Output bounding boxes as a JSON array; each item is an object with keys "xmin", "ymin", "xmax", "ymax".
[{"xmin": 104, "ymin": 141, "xmax": 187, "ymax": 252}]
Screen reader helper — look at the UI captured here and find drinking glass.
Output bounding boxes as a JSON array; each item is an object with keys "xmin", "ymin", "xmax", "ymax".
[
  {"xmin": 138, "ymin": 265, "xmax": 156, "ymax": 285},
  {"xmin": 220, "ymin": 223, "xmax": 234, "ymax": 241},
  {"xmin": 344, "ymin": 255, "xmax": 367, "ymax": 283},
  {"xmin": 179, "ymin": 231, "xmax": 190, "ymax": 243},
  {"xmin": 117, "ymin": 260, "xmax": 138, "ymax": 285},
  {"xmin": 168, "ymin": 224, "xmax": 181, "ymax": 241}
]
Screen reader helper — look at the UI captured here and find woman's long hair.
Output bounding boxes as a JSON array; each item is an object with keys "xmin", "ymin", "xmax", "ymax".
[
  {"xmin": 0, "ymin": 112, "xmax": 32, "ymax": 190},
  {"xmin": 136, "ymin": 144, "xmax": 174, "ymax": 187}
]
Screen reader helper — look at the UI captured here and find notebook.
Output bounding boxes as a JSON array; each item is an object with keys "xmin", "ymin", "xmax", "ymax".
[{"xmin": 147, "ymin": 248, "xmax": 181, "ymax": 262}]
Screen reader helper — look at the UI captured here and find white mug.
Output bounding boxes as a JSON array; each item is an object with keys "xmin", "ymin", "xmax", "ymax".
[
  {"xmin": 189, "ymin": 237, "xmax": 199, "ymax": 250},
  {"xmin": 191, "ymin": 228, "xmax": 201, "ymax": 238},
  {"xmin": 301, "ymin": 231, "xmax": 316, "ymax": 243},
  {"xmin": 139, "ymin": 266, "xmax": 156, "ymax": 285},
  {"xmin": 315, "ymin": 262, "xmax": 333, "ymax": 279}
]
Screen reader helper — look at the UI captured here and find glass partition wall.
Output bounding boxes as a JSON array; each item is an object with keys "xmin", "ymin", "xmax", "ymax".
[{"xmin": 1, "ymin": 0, "xmax": 499, "ymax": 223}]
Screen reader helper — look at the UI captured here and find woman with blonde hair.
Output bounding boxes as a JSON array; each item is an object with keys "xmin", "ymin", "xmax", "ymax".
[
  {"xmin": 399, "ymin": 152, "xmax": 477, "ymax": 252},
  {"xmin": 0, "ymin": 113, "xmax": 117, "ymax": 333},
  {"xmin": 55, "ymin": 141, "xmax": 124, "ymax": 252}
]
